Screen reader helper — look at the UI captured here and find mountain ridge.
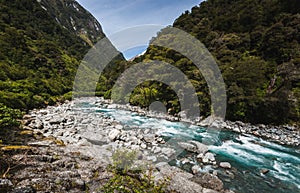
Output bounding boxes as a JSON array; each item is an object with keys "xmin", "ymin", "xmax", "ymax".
[{"xmin": 37, "ymin": 0, "xmax": 105, "ymax": 46}]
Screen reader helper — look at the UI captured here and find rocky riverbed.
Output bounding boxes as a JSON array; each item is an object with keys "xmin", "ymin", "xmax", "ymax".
[
  {"xmin": 200, "ymin": 118, "xmax": 299, "ymax": 147},
  {"xmin": 1, "ymin": 97, "xmax": 236, "ymax": 193},
  {"xmin": 1, "ymin": 97, "xmax": 299, "ymax": 193},
  {"xmin": 103, "ymin": 100, "xmax": 299, "ymax": 147}
]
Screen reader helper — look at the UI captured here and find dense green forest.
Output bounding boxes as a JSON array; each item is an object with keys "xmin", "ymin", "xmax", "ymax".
[
  {"xmin": 0, "ymin": 0, "xmax": 104, "ymax": 129},
  {"xmin": 104, "ymin": 0, "xmax": 299, "ymax": 125},
  {"xmin": 0, "ymin": 0, "xmax": 299, "ymax": 128}
]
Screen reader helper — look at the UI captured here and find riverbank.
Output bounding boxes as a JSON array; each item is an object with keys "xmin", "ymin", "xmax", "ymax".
[
  {"xmin": 1, "ymin": 97, "xmax": 235, "ymax": 193},
  {"xmin": 99, "ymin": 98, "xmax": 299, "ymax": 147},
  {"xmin": 1, "ymin": 97, "xmax": 299, "ymax": 192}
]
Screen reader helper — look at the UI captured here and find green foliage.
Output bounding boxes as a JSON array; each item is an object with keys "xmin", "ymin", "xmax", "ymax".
[
  {"xmin": 0, "ymin": 0, "xmax": 102, "ymax": 111},
  {"xmin": 1, "ymin": 0, "xmax": 298, "ymax": 125},
  {"xmin": 111, "ymin": 149, "xmax": 139, "ymax": 174},
  {"xmin": 101, "ymin": 149, "xmax": 169, "ymax": 193},
  {"xmin": 130, "ymin": 85, "xmax": 159, "ymax": 108},
  {"xmin": 0, "ymin": 0, "xmax": 112, "ymax": 133},
  {"xmin": 113, "ymin": 0, "xmax": 299, "ymax": 124},
  {"xmin": 0, "ymin": 103, "xmax": 23, "ymax": 129}
]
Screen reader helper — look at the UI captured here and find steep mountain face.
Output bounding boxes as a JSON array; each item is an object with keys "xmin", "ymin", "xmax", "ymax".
[
  {"xmin": 0, "ymin": 0, "xmax": 106, "ymax": 114},
  {"xmin": 37, "ymin": 0, "xmax": 105, "ymax": 46},
  {"xmin": 122, "ymin": 0, "xmax": 300, "ymax": 125}
]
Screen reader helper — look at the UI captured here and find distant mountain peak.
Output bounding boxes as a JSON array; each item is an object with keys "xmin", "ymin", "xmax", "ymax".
[{"xmin": 37, "ymin": 0, "xmax": 104, "ymax": 45}]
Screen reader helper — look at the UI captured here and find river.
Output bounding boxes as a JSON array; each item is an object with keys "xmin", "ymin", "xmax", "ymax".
[{"xmin": 90, "ymin": 104, "xmax": 300, "ymax": 193}]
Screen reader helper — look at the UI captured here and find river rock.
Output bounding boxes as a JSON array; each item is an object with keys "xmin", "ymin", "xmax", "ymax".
[
  {"xmin": 152, "ymin": 146, "xmax": 161, "ymax": 154},
  {"xmin": 147, "ymin": 156, "xmax": 157, "ymax": 162},
  {"xmin": 178, "ymin": 142, "xmax": 198, "ymax": 153},
  {"xmin": 220, "ymin": 162, "xmax": 231, "ymax": 169},
  {"xmin": 81, "ymin": 119, "xmax": 91, "ymax": 124},
  {"xmin": 155, "ymin": 162, "xmax": 169, "ymax": 170},
  {"xmin": 108, "ymin": 129, "xmax": 121, "ymax": 141},
  {"xmin": 155, "ymin": 163, "xmax": 203, "ymax": 193},
  {"xmin": 56, "ymin": 131, "xmax": 64, "ymax": 137},
  {"xmin": 191, "ymin": 165, "xmax": 201, "ymax": 175},
  {"xmin": 0, "ymin": 179, "xmax": 13, "ymax": 187},
  {"xmin": 29, "ymin": 119, "xmax": 43, "ymax": 129},
  {"xmin": 188, "ymin": 140, "xmax": 208, "ymax": 154},
  {"xmin": 143, "ymin": 134, "xmax": 156, "ymax": 143},
  {"xmin": 198, "ymin": 115, "xmax": 215, "ymax": 127},
  {"xmin": 232, "ymin": 127, "xmax": 240, "ymax": 133},
  {"xmin": 49, "ymin": 116, "xmax": 65, "ymax": 125},
  {"xmin": 114, "ymin": 124, "xmax": 123, "ymax": 130},
  {"xmin": 23, "ymin": 114, "xmax": 32, "ymax": 120},
  {"xmin": 156, "ymin": 137, "xmax": 165, "ymax": 144},
  {"xmin": 260, "ymin": 168, "xmax": 270, "ymax": 174},
  {"xmin": 181, "ymin": 158, "xmax": 191, "ymax": 164},
  {"xmin": 202, "ymin": 188, "xmax": 220, "ymax": 193},
  {"xmin": 192, "ymin": 173, "xmax": 224, "ymax": 191},
  {"xmin": 144, "ymin": 129, "xmax": 150, "ymax": 134},
  {"xmin": 140, "ymin": 143, "xmax": 147, "ymax": 149},
  {"xmin": 202, "ymin": 152, "xmax": 215, "ymax": 164},
  {"xmin": 168, "ymin": 175, "xmax": 203, "ymax": 193},
  {"xmin": 10, "ymin": 186, "xmax": 36, "ymax": 193},
  {"xmin": 161, "ymin": 147, "xmax": 176, "ymax": 157}
]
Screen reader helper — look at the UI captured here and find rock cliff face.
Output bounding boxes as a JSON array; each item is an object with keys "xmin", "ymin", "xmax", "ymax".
[{"xmin": 37, "ymin": 0, "xmax": 105, "ymax": 45}]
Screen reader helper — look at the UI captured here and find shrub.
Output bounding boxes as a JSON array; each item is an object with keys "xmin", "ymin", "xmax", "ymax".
[
  {"xmin": 101, "ymin": 149, "xmax": 169, "ymax": 193},
  {"xmin": 0, "ymin": 103, "xmax": 23, "ymax": 129}
]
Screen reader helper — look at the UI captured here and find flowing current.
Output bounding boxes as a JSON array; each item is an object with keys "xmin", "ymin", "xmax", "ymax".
[{"xmin": 79, "ymin": 102, "xmax": 299, "ymax": 193}]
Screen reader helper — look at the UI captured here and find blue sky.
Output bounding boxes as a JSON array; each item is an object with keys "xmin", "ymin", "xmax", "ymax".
[{"xmin": 77, "ymin": 0, "xmax": 201, "ymax": 59}]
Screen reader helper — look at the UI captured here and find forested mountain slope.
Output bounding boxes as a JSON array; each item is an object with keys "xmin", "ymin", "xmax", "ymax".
[
  {"xmin": 126, "ymin": 0, "xmax": 300, "ymax": 125},
  {"xmin": 0, "ymin": 0, "xmax": 106, "ymax": 128}
]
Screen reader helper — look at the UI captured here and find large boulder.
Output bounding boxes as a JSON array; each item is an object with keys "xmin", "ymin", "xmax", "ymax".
[
  {"xmin": 155, "ymin": 162, "xmax": 203, "ymax": 193},
  {"xmin": 188, "ymin": 140, "xmax": 209, "ymax": 154},
  {"xmin": 192, "ymin": 173, "xmax": 224, "ymax": 191},
  {"xmin": 178, "ymin": 141, "xmax": 209, "ymax": 154},
  {"xmin": 178, "ymin": 142, "xmax": 198, "ymax": 153}
]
